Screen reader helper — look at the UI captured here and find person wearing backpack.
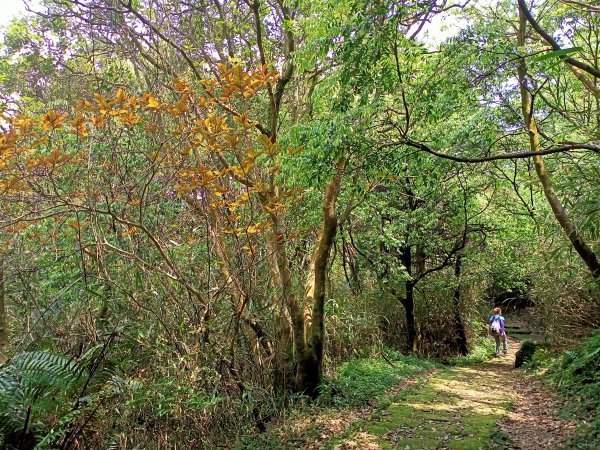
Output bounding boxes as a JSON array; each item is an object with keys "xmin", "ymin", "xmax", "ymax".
[{"xmin": 489, "ymin": 307, "xmax": 508, "ymax": 356}]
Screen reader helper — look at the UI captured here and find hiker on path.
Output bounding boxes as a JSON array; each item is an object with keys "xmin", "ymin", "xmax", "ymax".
[{"xmin": 490, "ymin": 307, "xmax": 508, "ymax": 356}]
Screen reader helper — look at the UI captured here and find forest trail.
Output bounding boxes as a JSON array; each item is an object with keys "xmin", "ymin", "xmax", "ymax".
[{"xmin": 334, "ymin": 338, "xmax": 574, "ymax": 449}]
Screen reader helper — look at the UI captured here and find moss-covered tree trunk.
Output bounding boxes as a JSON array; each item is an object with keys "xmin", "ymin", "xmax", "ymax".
[{"xmin": 267, "ymin": 220, "xmax": 304, "ymax": 391}]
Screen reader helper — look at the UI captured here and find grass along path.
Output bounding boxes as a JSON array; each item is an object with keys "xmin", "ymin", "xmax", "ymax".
[{"xmin": 335, "ymin": 339, "xmax": 573, "ymax": 449}]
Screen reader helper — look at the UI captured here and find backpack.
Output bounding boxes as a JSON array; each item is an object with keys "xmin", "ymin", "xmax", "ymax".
[{"xmin": 490, "ymin": 316, "xmax": 501, "ymax": 335}]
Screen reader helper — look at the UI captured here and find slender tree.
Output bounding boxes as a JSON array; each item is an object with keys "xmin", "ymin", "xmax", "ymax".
[{"xmin": 516, "ymin": 1, "xmax": 600, "ymax": 279}]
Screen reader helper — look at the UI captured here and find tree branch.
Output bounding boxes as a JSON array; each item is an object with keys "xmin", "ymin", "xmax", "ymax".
[
  {"xmin": 517, "ymin": 0, "xmax": 600, "ymax": 79},
  {"xmin": 402, "ymin": 139, "xmax": 599, "ymax": 163}
]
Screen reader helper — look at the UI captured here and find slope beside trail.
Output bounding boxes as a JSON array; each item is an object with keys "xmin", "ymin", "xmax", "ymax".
[{"xmin": 335, "ymin": 338, "xmax": 575, "ymax": 449}]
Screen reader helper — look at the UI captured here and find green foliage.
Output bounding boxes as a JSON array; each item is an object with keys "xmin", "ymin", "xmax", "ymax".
[
  {"xmin": 320, "ymin": 350, "xmax": 436, "ymax": 407},
  {"xmin": 1, "ymin": 0, "xmax": 600, "ymax": 446},
  {"xmin": 448, "ymin": 335, "xmax": 496, "ymax": 366},
  {"xmin": 515, "ymin": 341, "xmax": 537, "ymax": 368},
  {"xmin": 0, "ymin": 351, "xmax": 83, "ymax": 449},
  {"xmin": 533, "ymin": 47, "xmax": 583, "ymax": 62},
  {"xmin": 0, "ymin": 348, "xmax": 136, "ymax": 449},
  {"xmin": 544, "ymin": 330, "xmax": 600, "ymax": 448},
  {"xmin": 521, "ymin": 346, "xmax": 557, "ymax": 373},
  {"xmin": 489, "ymin": 427, "xmax": 513, "ymax": 449}
]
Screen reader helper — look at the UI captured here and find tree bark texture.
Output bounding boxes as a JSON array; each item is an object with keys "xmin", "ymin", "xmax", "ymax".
[
  {"xmin": 266, "ymin": 221, "xmax": 302, "ymax": 391},
  {"xmin": 341, "ymin": 226, "xmax": 361, "ymax": 294},
  {"xmin": 297, "ymin": 164, "xmax": 344, "ymax": 395}
]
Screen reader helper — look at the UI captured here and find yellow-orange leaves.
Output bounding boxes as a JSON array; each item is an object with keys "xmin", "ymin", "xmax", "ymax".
[
  {"xmin": 233, "ymin": 112, "xmax": 255, "ymax": 130},
  {"xmin": 0, "ymin": 129, "xmax": 17, "ymax": 154},
  {"xmin": 69, "ymin": 115, "xmax": 89, "ymax": 139},
  {"xmin": 173, "ymin": 78, "xmax": 191, "ymax": 94},
  {"xmin": 169, "ymin": 99, "xmax": 190, "ymax": 117},
  {"xmin": 140, "ymin": 93, "xmax": 162, "ymax": 111},
  {"xmin": 12, "ymin": 115, "xmax": 36, "ymax": 134},
  {"xmin": 90, "ymin": 114, "xmax": 106, "ymax": 128},
  {"xmin": 114, "ymin": 88, "xmax": 128, "ymax": 104},
  {"xmin": 26, "ymin": 148, "xmax": 71, "ymax": 171},
  {"xmin": 94, "ymin": 93, "xmax": 109, "ymax": 113},
  {"xmin": 118, "ymin": 111, "xmax": 143, "ymax": 127},
  {"xmin": 215, "ymin": 64, "xmax": 279, "ymax": 99},
  {"xmin": 2, "ymin": 67, "xmax": 286, "ymax": 248},
  {"xmin": 40, "ymin": 111, "xmax": 68, "ymax": 131},
  {"xmin": 204, "ymin": 114, "xmax": 229, "ymax": 134}
]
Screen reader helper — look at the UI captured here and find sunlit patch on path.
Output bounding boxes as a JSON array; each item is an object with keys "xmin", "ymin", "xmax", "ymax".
[{"xmin": 337, "ymin": 339, "xmax": 573, "ymax": 449}]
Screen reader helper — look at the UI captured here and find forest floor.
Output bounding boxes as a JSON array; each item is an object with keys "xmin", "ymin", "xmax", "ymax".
[
  {"xmin": 237, "ymin": 338, "xmax": 575, "ymax": 449},
  {"xmin": 330, "ymin": 338, "xmax": 575, "ymax": 449}
]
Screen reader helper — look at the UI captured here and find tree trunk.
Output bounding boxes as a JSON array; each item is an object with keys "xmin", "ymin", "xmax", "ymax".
[
  {"xmin": 340, "ymin": 225, "xmax": 361, "ymax": 294},
  {"xmin": 0, "ymin": 253, "xmax": 8, "ymax": 363},
  {"xmin": 400, "ymin": 246, "xmax": 418, "ymax": 352},
  {"xmin": 405, "ymin": 280, "xmax": 417, "ymax": 353},
  {"xmin": 452, "ymin": 255, "xmax": 468, "ymax": 356},
  {"xmin": 517, "ymin": 6, "xmax": 600, "ymax": 279},
  {"xmin": 266, "ymin": 224, "xmax": 301, "ymax": 391},
  {"xmin": 298, "ymin": 164, "xmax": 344, "ymax": 396}
]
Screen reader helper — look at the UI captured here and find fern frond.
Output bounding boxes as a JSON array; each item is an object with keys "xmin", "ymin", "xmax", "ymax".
[{"xmin": 0, "ymin": 351, "xmax": 85, "ymax": 445}]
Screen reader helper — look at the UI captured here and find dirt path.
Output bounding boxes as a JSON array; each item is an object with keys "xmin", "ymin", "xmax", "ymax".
[
  {"xmin": 336, "ymin": 339, "xmax": 574, "ymax": 449},
  {"xmin": 496, "ymin": 342, "xmax": 575, "ymax": 449}
]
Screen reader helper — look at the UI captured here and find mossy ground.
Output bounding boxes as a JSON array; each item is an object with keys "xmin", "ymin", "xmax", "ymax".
[
  {"xmin": 332, "ymin": 363, "xmax": 515, "ymax": 449},
  {"xmin": 233, "ymin": 353, "xmax": 437, "ymax": 450},
  {"xmin": 235, "ymin": 339, "xmax": 573, "ymax": 449}
]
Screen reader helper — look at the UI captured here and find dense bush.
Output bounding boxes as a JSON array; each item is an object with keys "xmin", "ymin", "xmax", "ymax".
[
  {"xmin": 515, "ymin": 341, "xmax": 537, "ymax": 368},
  {"xmin": 448, "ymin": 334, "xmax": 496, "ymax": 366},
  {"xmin": 545, "ymin": 330, "xmax": 600, "ymax": 448},
  {"xmin": 530, "ymin": 265, "xmax": 600, "ymax": 345}
]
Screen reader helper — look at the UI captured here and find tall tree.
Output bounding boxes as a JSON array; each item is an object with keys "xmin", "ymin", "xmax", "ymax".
[{"xmin": 516, "ymin": 0, "xmax": 600, "ymax": 278}]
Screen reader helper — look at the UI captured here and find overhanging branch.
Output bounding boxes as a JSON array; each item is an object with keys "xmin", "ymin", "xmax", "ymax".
[{"xmin": 402, "ymin": 139, "xmax": 599, "ymax": 163}]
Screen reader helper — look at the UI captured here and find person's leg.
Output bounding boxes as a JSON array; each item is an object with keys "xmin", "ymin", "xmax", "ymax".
[
  {"xmin": 502, "ymin": 334, "xmax": 508, "ymax": 354},
  {"xmin": 494, "ymin": 334, "xmax": 501, "ymax": 355}
]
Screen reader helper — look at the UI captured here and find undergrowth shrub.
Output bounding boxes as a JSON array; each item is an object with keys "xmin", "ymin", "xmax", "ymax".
[
  {"xmin": 414, "ymin": 268, "xmax": 487, "ymax": 358},
  {"xmin": 521, "ymin": 346, "xmax": 556, "ymax": 372},
  {"xmin": 448, "ymin": 334, "xmax": 495, "ymax": 366},
  {"xmin": 319, "ymin": 349, "xmax": 436, "ymax": 407},
  {"xmin": 0, "ymin": 348, "xmax": 115, "ymax": 449},
  {"xmin": 515, "ymin": 340, "xmax": 537, "ymax": 368},
  {"xmin": 324, "ymin": 271, "xmax": 416, "ymax": 369},
  {"xmin": 324, "ymin": 292, "xmax": 389, "ymax": 369},
  {"xmin": 546, "ymin": 329, "xmax": 600, "ymax": 448},
  {"xmin": 0, "ymin": 349, "xmax": 293, "ymax": 449}
]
